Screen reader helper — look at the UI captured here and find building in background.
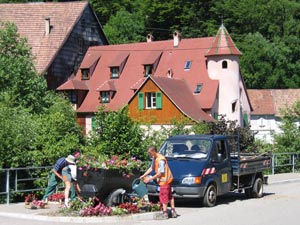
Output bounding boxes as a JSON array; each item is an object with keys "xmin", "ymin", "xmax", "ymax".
[
  {"xmin": 58, "ymin": 24, "xmax": 252, "ymax": 135},
  {"xmin": 0, "ymin": 1, "xmax": 108, "ymax": 89},
  {"xmin": 248, "ymin": 89, "xmax": 300, "ymax": 143}
]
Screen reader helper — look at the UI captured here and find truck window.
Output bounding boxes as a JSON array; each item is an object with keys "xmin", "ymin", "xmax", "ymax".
[
  {"xmin": 211, "ymin": 140, "xmax": 227, "ymax": 162},
  {"xmin": 160, "ymin": 139, "xmax": 211, "ymax": 159}
]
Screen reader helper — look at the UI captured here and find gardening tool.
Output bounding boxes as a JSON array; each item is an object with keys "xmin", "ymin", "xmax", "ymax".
[{"xmin": 132, "ymin": 178, "xmax": 148, "ymax": 197}]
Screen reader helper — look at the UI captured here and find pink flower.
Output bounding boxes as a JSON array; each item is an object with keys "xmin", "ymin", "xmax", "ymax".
[
  {"xmin": 74, "ymin": 152, "xmax": 81, "ymax": 158},
  {"xmin": 111, "ymin": 155, "xmax": 118, "ymax": 160}
]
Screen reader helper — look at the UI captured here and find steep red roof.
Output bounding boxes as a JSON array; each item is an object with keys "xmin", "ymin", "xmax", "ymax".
[
  {"xmin": 65, "ymin": 37, "xmax": 219, "ymax": 114},
  {"xmin": 206, "ymin": 24, "xmax": 242, "ymax": 56},
  {"xmin": 0, "ymin": 2, "xmax": 89, "ymax": 73},
  {"xmin": 151, "ymin": 77, "xmax": 214, "ymax": 122},
  {"xmin": 97, "ymin": 80, "xmax": 117, "ymax": 92},
  {"xmin": 248, "ymin": 89, "xmax": 300, "ymax": 116},
  {"xmin": 57, "ymin": 80, "xmax": 89, "ymax": 91},
  {"xmin": 272, "ymin": 89, "xmax": 300, "ymax": 116},
  {"xmin": 248, "ymin": 90, "xmax": 275, "ymax": 115}
]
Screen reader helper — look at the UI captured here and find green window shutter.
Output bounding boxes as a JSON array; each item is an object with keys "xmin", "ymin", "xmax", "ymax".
[
  {"xmin": 213, "ymin": 113, "xmax": 218, "ymax": 120},
  {"xmin": 156, "ymin": 92, "xmax": 162, "ymax": 109},
  {"xmin": 92, "ymin": 117, "xmax": 97, "ymax": 130},
  {"xmin": 243, "ymin": 114, "xmax": 248, "ymax": 126},
  {"xmin": 138, "ymin": 92, "xmax": 144, "ymax": 110}
]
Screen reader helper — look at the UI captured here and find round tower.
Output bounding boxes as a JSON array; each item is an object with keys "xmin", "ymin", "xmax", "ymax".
[{"xmin": 205, "ymin": 24, "xmax": 243, "ymax": 124}]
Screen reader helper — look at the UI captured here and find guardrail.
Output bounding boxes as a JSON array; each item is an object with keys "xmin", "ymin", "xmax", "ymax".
[
  {"xmin": 272, "ymin": 152, "xmax": 300, "ymax": 174},
  {"xmin": 1, "ymin": 152, "xmax": 299, "ymax": 204},
  {"xmin": 0, "ymin": 166, "xmax": 54, "ymax": 205}
]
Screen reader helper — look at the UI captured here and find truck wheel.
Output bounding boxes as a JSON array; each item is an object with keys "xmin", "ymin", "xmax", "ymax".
[
  {"xmin": 148, "ymin": 195, "xmax": 159, "ymax": 203},
  {"xmin": 245, "ymin": 188, "xmax": 253, "ymax": 198},
  {"xmin": 203, "ymin": 184, "xmax": 217, "ymax": 207},
  {"xmin": 105, "ymin": 189, "xmax": 126, "ymax": 206},
  {"xmin": 252, "ymin": 177, "xmax": 263, "ymax": 198}
]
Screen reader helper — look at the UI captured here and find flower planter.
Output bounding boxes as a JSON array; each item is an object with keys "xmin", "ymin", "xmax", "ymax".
[{"xmin": 77, "ymin": 168, "xmax": 140, "ymax": 202}]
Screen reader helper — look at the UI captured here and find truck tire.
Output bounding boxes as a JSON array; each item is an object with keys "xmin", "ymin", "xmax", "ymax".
[
  {"xmin": 245, "ymin": 177, "xmax": 263, "ymax": 198},
  {"xmin": 148, "ymin": 195, "xmax": 159, "ymax": 203},
  {"xmin": 203, "ymin": 184, "xmax": 217, "ymax": 207},
  {"xmin": 252, "ymin": 177, "xmax": 263, "ymax": 198},
  {"xmin": 105, "ymin": 188, "xmax": 126, "ymax": 206},
  {"xmin": 245, "ymin": 188, "xmax": 253, "ymax": 198}
]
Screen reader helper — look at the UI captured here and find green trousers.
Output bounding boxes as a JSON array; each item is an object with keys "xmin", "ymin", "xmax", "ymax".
[{"xmin": 42, "ymin": 172, "xmax": 75, "ymax": 200}]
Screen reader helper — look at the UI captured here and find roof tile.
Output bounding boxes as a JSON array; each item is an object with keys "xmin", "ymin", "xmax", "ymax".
[
  {"xmin": 206, "ymin": 24, "xmax": 242, "ymax": 56},
  {"xmin": 72, "ymin": 37, "xmax": 219, "ymax": 117},
  {"xmin": 0, "ymin": 2, "xmax": 88, "ymax": 73}
]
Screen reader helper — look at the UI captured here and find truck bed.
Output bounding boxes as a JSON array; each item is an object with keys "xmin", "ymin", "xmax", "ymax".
[{"xmin": 231, "ymin": 153, "xmax": 272, "ymax": 176}]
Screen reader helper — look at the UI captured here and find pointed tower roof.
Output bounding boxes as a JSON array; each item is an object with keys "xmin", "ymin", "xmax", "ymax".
[{"xmin": 206, "ymin": 24, "xmax": 242, "ymax": 56}]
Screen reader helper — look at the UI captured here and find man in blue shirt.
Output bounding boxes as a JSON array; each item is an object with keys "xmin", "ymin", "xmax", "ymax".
[{"xmin": 42, "ymin": 155, "xmax": 76, "ymax": 202}]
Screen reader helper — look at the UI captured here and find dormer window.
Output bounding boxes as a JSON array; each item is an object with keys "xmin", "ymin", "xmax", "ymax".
[
  {"xmin": 144, "ymin": 65, "xmax": 153, "ymax": 77},
  {"xmin": 222, "ymin": 60, "xmax": 228, "ymax": 69},
  {"xmin": 194, "ymin": 84, "xmax": 203, "ymax": 94},
  {"xmin": 81, "ymin": 69, "xmax": 90, "ymax": 80},
  {"xmin": 100, "ymin": 91, "xmax": 110, "ymax": 103},
  {"xmin": 67, "ymin": 91, "xmax": 77, "ymax": 104},
  {"xmin": 184, "ymin": 60, "xmax": 192, "ymax": 70},
  {"xmin": 109, "ymin": 53, "xmax": 129, "ymax": 79},
  {"xmin": 97, "ymin": 80, "xmax": 116, "ymax": 104},
  {"xmin": 110, "ymin": 67, "xmax": 119, "ymax": 78},
  {"xmin": 142, "ymin": 51, "xmax": 162, "ymax": 77}
]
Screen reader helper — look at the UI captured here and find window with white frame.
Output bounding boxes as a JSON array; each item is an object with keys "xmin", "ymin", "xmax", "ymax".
[
  {"xmin": 111, "ymin": 67, "xmax": 119, "ymax": 78},
  {"xmin": 184, "ymin": 60, "xmax": 192, "ymax": 70},
  {"xmin": 144, "ymin": 65, "xmax": 153, "ymax": 76},
  {"xmin": 146, "ymin": 92, "xmax": 157, "ymax": 109},
  {"xmin": 194, "ymin": 84, "xmax": 203, "ymax": 94},
  {"xmin": 81, "ymin": 69, "xmax": 90, "ymax": 80},
  {"xmin": 101, "ymin": 91, "xmax": 110, "ymax": 103}
]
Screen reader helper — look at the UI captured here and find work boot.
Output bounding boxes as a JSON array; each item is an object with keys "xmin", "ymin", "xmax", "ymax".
[
  {"xmin": 155, "ymin": 212, "xmax": 169, "ymax": 220},
  {"xmin": 171, "ymin": 210, "xmax": 177, "ymax": 218}
]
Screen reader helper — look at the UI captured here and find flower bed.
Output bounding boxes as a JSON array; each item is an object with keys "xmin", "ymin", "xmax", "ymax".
[
  {"xmin": 77, "ymin": 154, "xmax": 146, "ymax": 177},
  {"xmin": 77, "ymin": 154, "xmax": 147, "ymax": 201},
  {"xmin": 59, "ymin": 197, "xmax": 160, "ymax": 217}
]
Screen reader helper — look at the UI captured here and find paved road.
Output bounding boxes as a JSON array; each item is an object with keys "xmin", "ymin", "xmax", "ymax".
[{"xmin": 1, "ymin": 174, "xmax": 300, "ymax": 225}]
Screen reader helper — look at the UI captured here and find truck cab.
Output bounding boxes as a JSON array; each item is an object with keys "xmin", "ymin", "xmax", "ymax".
[{"xmin": 147, "ymin": 135, "xmax": 271, "ymax": 207}]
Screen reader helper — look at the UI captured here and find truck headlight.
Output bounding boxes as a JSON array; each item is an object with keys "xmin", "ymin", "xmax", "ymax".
[{"xmin": 182, "ymin": 176, "xmax": 201, "ymax": 184}]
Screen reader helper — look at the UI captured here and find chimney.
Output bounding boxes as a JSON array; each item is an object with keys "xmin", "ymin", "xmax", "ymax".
[
  {"xmin": 45, "ymin": 17, "xmax": 50, "ymax": 36},
  {"xmin": 146, "ymin": 34, "xmax": 154, "ymax": 42},
  {"xmin": 173, "ymin": 31, "xmax": 181, "ymax": 48}
]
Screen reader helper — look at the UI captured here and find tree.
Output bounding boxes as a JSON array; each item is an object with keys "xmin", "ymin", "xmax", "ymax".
[
  {"xmin": 239, "ymin": 33, "xmax": 290, "ymax": 89},
  {"xmin": 103, "ymin": 9, "xmax": 145, "ymax": 44},
  {"xmin": 0, "ymin": 22, "xmax": 83, "ymax": 168},
  {"xmin": 87, "ymin": 106, "xmax": 147, "ymax": 160},
  {"xmin": 0, "ymin": 21, "xmax": 53, "ymax": 113},
  {"xmin": 274, "ymin": 100, "xmax": 300, "ymax": 153}
]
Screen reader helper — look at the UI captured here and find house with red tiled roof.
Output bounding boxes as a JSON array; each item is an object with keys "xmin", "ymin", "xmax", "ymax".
[
  {"xmin": 0, "ymin": 1, "xmax": 108, "ymax": 89},
  {"xmin": 58, "ymin": 25, "xmax": 252, "ymax": 135},
  {"xmin": 248, "ymin": 89, "xmax": 300, "ymax": 143}
]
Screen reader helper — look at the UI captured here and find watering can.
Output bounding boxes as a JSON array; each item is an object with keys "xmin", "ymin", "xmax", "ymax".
[{"xmin": 132, "ymin": 178, "xmax": 148, "ymax": 197}]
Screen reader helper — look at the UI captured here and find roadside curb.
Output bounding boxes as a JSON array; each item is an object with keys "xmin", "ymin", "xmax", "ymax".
[
  {"xmin": 0, "ymin": 211, "xmax": 158, "ymax": 223},
  {"xmin": 268, "ymin": 178, "xmax": 300, "ymax": 185}
]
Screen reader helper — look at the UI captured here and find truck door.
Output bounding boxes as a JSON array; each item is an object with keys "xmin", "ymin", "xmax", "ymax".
[{"xmin": 210, "ymin": 139, "xmax": 232, "ymax": 194}]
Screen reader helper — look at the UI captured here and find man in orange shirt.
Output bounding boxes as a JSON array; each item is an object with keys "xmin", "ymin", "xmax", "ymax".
[{"xmin": 140, "ymin": 146, "xmax": 177, "ymax": 219}]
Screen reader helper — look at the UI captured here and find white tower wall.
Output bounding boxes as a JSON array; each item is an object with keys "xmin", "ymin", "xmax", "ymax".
[{"xmin": 207, "ymin": 55, "xmax": 242, "ymax": 124}]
